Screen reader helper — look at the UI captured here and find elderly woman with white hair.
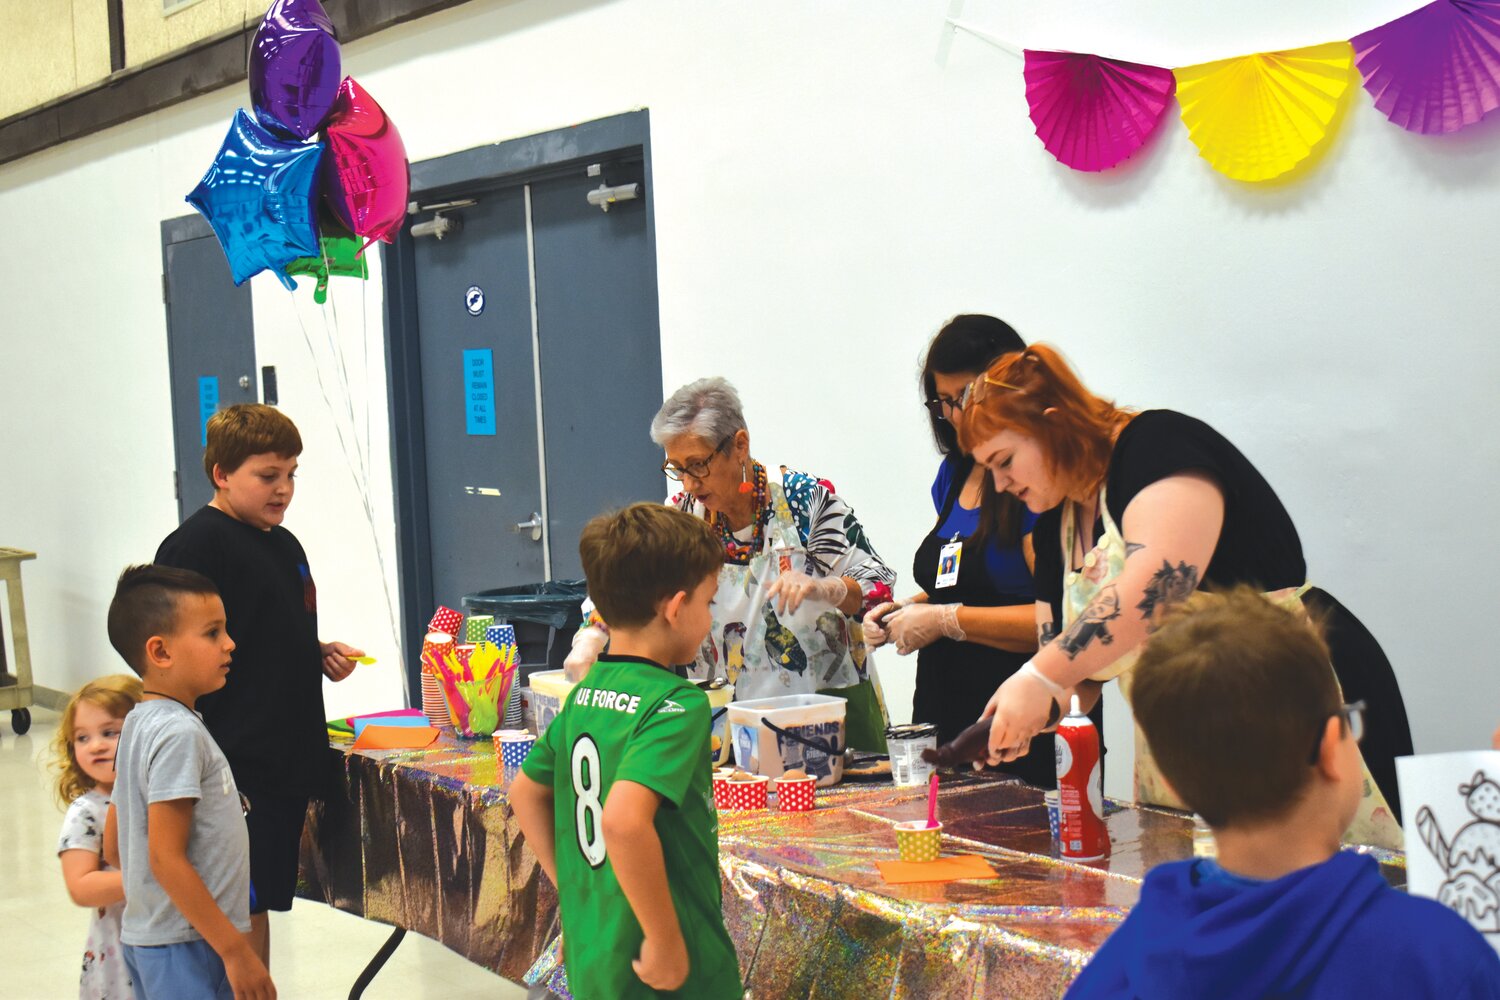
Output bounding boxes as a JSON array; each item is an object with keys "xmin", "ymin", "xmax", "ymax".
[{"xmin": 567, "ymin": 377, "xmax": 896, "ymax": 751}]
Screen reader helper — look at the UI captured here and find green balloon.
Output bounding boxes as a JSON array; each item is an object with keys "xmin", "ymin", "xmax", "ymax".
[{"xmin": 287, "ymin": 235, "xmax": 369, "ymax": 303}]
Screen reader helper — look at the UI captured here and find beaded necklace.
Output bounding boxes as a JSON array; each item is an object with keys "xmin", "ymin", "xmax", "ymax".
[{"xmin": 704, "ymin": 461, "xmax": 769, "ymax": 565}]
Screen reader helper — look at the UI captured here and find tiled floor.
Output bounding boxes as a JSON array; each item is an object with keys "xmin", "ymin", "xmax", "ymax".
[{"xmin": 0, "ymin": 706, "xmax": 526, "ymax": 999}]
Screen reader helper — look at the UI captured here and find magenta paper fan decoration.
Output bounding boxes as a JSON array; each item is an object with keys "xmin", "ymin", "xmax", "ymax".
[
  {"xmin": 1024, "ymin": 50, "xmax": 1177, "ymax": 171},
  {"xmin": 1352, "ymin": 0, "xmax": 1500, "ymax": 134}
]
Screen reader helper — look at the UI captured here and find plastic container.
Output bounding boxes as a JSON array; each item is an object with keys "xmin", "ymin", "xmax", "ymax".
[
  {"xmin": 885, "ymin": 723, "xmax": 939, "ymax": 787},
  {"xmin": 528, "ymin": 669, "xmax": 577, "ymax": 737},
  {"xmin": 699, "ymin": 681, "xmax": 735, "ymax": 767},
  {"xmin": 726, "ymin": 693, "xmax": 847, "ymax": 787},
  {"xmin": 462, "ymin": 581, "xmax": 587, "ymax": 679}
]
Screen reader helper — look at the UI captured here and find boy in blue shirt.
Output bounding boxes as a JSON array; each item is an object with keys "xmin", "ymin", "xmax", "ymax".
[{"xmin": 1067, "ymin": 586, "xmax": 1499, "ymax": 1000}]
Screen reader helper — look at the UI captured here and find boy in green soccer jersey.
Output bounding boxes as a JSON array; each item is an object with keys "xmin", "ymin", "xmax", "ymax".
[{"xmin": 512, "ymin": 503, "xmax": 743, "ymax": 999}]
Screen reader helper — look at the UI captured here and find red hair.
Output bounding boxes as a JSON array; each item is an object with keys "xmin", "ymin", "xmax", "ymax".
[{"xmin": 957, "ymin": 344, "xmax": 1133, "ymax": 499}]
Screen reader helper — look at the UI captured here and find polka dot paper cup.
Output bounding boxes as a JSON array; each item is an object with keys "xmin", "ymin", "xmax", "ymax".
[
  {"xmin": 775, "ymin": 776, "xmax": 816, "ymax": 812},
  {"xmin": 495, "ymin": 731, "xmax": 536, "ymax": 768},
  {"xmin": 894, "ymin": 820, "xmax": 943, "ymax": 863},
  {"xmin": 724, "ymin": 774, "xmax": 770, "ymax": 810},
  {"xmin": 712, "ymin": 769, "xmax": 736, "ymax": 810}
]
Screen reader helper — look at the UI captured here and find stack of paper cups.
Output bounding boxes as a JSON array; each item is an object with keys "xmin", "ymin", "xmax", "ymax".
[
  {"xmin": 465, "ymin": 614, "xmax": 494, "ymax": 643},
  {"xmin": 486, "ymin": 624, "xmax": 523, "ymax": 727},
  {"xmin": 421, "ymin": 673, "xmax": 447, "ymax": 727},
  {"xmin": 484, "ymin": 624, "xmax": 516, "ymax": 648},
  {"xmin": 422, "ymin": 630, "xmax": 455, "ymax": 666}
]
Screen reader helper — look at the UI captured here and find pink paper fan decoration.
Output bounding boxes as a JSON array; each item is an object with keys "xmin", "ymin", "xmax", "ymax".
[
  {"xmin": 1352, "ymin": 0, "xmax": 1500, "ymax": 134},
  {"xmin": 1024, "ymin": 50, "xmax": 1177, "ymax": 171}
]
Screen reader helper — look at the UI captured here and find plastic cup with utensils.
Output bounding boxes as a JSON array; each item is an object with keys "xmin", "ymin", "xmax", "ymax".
[
  {"xmin": 774, "ymin": 775, "xmax": 817, "ymax": 812},
  {"xmin": 1044, "ymin": 790, "xmax": 1061, "ymax": 843},
  {"xmin": 894, "ymin": 819, "xmax": 943, "ymax": 862}
]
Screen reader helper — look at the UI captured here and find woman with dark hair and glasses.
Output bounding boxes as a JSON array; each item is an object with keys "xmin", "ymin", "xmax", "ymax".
[
  {"xmin": 565, "ymin": 376, "xmax": 896, "ymax": 753},
  {"xmin": 862, "ymin": 316, "xmax": 1074, "ymax": 787},
  {"xmin": 957, "ymin": 343, "xmax": 1413, "ymax": 844}
]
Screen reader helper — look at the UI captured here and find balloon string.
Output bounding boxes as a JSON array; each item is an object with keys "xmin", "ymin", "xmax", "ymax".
[{"xmin": 289, "ymin": 287, "xmax": 405, "ymax": 688}]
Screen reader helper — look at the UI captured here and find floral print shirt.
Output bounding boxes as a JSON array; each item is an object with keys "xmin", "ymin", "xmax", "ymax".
[{"xmin": 57, "ymin": 789, "xmax": 134, "ymax": 1000}]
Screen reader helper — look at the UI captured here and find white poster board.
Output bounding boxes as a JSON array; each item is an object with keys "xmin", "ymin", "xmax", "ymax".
[{"xmin": 1396, "ymin": 751, "xmax": 1500, "ymax": 956}]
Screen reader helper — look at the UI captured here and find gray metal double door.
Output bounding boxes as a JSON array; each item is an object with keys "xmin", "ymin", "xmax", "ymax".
[{"xmin": 412, "ymin": 161, "xmax": 664, "ymax": 609}]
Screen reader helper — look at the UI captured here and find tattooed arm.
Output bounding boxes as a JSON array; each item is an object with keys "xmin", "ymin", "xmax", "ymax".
[{"xmin": 980, "ymin": 473, "xmax": 1225, "ymax": 760}]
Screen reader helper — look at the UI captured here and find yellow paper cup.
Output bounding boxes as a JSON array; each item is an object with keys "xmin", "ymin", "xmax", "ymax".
[{"xmin": 894, "ymin": 820, "xmax": 943, "ymax": 862}]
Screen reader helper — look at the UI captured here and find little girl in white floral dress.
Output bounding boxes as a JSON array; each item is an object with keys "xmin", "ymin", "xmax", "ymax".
[{"xmin": 54, "ymin": 675, "xmax": 142, "ymax": 1000}]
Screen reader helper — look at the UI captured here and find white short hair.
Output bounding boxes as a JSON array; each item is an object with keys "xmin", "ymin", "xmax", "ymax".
[{"xmin": 650, "ymin": 376, "xmax": 746, "ymax": 446}]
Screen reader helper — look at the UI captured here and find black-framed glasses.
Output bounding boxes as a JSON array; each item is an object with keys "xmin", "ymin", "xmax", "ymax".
[
  {"xmin": 663, "ymin": 433, "xmax": 733, "ymax": 482},
  {"xmin": 959, "ymin": 373, "xmax": 1021, "ymax": 410},
  {"xmin": 1308, "ymin": 699, "xmax": 1366, "ymax": 764},
  {"xmin": 923, "ymin": 394, "xmax": 966, "ymax": 421}
]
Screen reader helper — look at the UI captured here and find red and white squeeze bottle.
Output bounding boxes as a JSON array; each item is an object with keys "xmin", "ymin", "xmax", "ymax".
[{"xmin": 1055, "ymin": 694, "xmax": 1109, "ymax": 861}]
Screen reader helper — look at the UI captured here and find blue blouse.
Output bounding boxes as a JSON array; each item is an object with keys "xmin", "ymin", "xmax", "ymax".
[{"xmin": 930, "ymin": 456, "xmax": 1037, "ymax": 597}]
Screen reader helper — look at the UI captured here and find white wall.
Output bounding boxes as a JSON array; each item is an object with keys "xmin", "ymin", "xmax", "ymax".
[{"xmin": 3, "ymin": 0, "xmax": 1495, "ymax": 791}]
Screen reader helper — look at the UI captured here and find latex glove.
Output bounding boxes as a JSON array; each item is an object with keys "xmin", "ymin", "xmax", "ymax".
[
  {"xmin": 321, "ymin": 641, "xmax": 364, "ymax": 682},
  {"xmin": 564, "ymin": 625, "xmax": 608, "ymax": 683},
  {"xmin": 766, "ymin": 571, "xmax": 848, "ymax": 615},
  {"xmin": 861, "ymin": 601, "xmax": 905, "ymax": 650},
  {"xmin": 977, "ymin": 661, "xmax": 1064, "ymax": 767},
  {"xmin": 886, "ymin": 603, "xmax": 965, "ymax": 655}
]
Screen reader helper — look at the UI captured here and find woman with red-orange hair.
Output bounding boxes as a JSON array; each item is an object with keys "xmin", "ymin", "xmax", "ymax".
[{"xmin": 957, "ymin": 345, "xmax": 1412, "ymax": 842}]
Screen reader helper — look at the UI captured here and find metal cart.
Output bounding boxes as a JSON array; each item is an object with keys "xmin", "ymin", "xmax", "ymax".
[{"xmin": 0, "ymin": 548, "xmax": 36, "ymax": 735}]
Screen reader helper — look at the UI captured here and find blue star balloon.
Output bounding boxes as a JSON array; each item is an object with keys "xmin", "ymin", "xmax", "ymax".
[{"xmin": 186, "ymin": 109, "xmax": 324, "ymax": 289}]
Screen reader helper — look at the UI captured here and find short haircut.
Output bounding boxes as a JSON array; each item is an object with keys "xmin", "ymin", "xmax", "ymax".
[
  {"xmin": 203, "ymin": 403, "xmax": 302, "ymax": 486},
  {"xmin": 1129, "ymin": 586, "xmax": 1342, "ymax": 828},
  {"xmin": 579, "ymin": 504, "xmax": 723, "ymax": 629},
  {"xmin": 649, "ymin": 377, "xmax": 747, "ymax": 447},
  {"xmin": 107, "ymin": 565, "xmax": 221, "ymax": 676}
]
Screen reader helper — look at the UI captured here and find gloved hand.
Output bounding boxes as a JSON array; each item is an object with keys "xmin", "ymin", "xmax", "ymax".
[
  {"xmin": 887, "ymin": 603, "xmax": 965, "ymax": 655},
  {"xmin": 861, "ymin": 601, "xmax": 905, "ymax": 650},
  {"xmin": 766, "ymin": 571, "xmax": 848, "ymax": 615},
  {"xmin": 563, "ymin": 625, "xmax": 608, "ymax": 682}
]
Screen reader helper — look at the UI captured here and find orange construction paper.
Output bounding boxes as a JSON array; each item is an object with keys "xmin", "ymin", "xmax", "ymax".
[
  {"xmin": 352, "ymin": 724, "xmax": 439, "ymax": 751},
  {"xmin": 875, "ymin": 853, "xmax": 997, "ymax": 885}
]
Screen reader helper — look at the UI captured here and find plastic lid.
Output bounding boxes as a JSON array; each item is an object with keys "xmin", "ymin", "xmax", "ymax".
[{"xmin": 1070, "ymin": 694, "xmax": 1082, "ymax": 717}]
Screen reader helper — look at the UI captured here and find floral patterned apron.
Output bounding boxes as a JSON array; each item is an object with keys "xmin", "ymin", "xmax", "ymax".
[
  {"xmin": 1061, "ymin": 487, "xmax": 1404, "ymax": 849},
  {"xmin": 688, "ymin": 479, "xmax": 886, "ymax": 745}
]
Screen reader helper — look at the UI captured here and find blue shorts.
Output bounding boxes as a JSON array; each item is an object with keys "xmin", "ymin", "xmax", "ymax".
[{"xmin": 122, "ymin": 938, "xmax": 234, "ymax": 1000}]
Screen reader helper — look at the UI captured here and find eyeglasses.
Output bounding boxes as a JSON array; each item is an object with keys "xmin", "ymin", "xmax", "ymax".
[
  {"xmin": 662, "ymin": 434, "xmax": 733, "ymax": 482},
  {"xmin": 1308, "ymin": 699, "xmax": 1366, "ymax": 765},
  {"xmin": 959, "ymin": 373, "xmax": 1021, "ymax": 410},
  {"xmin": 923, "ymin": 394, "xmax": 966, "ymax": 421}
]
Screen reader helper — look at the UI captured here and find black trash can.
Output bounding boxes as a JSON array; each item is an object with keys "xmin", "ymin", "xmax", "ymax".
[{"xmin": 461, "ymin": 580, "xmax": 587, "ymax": 682}]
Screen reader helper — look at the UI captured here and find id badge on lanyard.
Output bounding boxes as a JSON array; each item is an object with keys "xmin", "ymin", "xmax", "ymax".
[{"xmin": 935, "ymin": 535, "xmax": 962, "ymax": 590}]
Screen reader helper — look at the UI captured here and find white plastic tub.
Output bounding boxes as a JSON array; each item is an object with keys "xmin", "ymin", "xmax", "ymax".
[
  {"xmin": 528, "ymin": 669, "xmax": 576, "ymax": 737},
  {"xmin": 726, "ymin": 693, "xmax": 847, "ymax": 786}
]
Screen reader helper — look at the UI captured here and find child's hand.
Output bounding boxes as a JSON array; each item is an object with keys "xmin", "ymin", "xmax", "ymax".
[
  {"xmin": 632, "ymin": 933, "xmax": 690, "ymax": 991},
  {"xmin": 320, "ymin": 641, "xmax": 363, "ymax": 682},
  {"xmin": 223, "ymin": 940, "xmax": 276, "ymax": 1000}
]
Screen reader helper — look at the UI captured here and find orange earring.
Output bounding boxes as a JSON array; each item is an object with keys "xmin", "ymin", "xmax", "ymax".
[{"xmin": 738, "ymin": 462, "xmax": 753, "ymax": 494}]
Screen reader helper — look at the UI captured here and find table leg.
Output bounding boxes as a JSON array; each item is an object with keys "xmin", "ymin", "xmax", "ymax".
[{"xmin": 348, "ymin": 926, "xmax": 406, "ymax": 1000}]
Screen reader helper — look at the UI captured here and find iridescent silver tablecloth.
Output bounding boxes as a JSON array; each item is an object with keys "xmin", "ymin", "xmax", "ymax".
[{"xmin": 299, "ymin": 733, "xmax": 1404, "ymax": 998}]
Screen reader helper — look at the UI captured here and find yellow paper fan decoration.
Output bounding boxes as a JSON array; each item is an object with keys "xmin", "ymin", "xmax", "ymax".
[{"xmin": 1175, "ymin": 41, "xmax": 1355, "ymax": 182}]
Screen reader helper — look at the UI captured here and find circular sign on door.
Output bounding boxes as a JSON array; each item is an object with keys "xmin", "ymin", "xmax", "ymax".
[{"xmin": 465, "ymin": 285, "xmax": 485, "ymax": 316}]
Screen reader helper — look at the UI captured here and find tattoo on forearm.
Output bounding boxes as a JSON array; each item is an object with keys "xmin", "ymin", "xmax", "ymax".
[
  {"xmin": 1058, "ymin": 585, "xmax": 1121, "ymax": 659},
  {"xmin": 1038, "ymin": 621, "xmax": 1057, "ymax": 647},
  {"xmin": 1137, "ymin": 560, "xmax": 1200, "ymax": 627}
]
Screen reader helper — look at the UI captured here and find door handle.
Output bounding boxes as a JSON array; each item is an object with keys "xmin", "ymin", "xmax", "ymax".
[{"xmin": 513, "ymin": 513, "xmax": 543, "ymax": 541}]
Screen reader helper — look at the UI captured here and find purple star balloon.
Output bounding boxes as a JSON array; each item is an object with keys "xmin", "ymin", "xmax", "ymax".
[{"xmin": 248, "ymin": 0, "xmax": 342, "ymax": 140}]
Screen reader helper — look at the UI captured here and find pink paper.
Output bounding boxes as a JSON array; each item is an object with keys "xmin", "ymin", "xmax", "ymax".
[
  {"xmin": 1024, "ymin": 50, "xmax": 1176, "ymax": 172},
  {"xmin": 1352, "ymin": 0, "xmax": 1500, "ymax": 134}
]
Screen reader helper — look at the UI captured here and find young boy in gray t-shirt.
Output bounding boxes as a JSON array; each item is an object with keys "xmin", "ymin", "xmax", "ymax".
[{"xmin": 102, "ymin": 566, "xmax": 273, "ymax": 1000}]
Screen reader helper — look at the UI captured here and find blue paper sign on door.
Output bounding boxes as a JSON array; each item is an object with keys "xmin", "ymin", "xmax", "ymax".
[
  {"xmin": 464, "ymin": 349, "xmax": 496, "ymax": 436},
  {"xmin": 198, "ymin": 376, "xmax": 219, "ymax": 445}
]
